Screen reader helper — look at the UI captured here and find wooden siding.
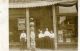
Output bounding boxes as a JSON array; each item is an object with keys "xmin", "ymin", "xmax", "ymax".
[{"xmin": 9, "ymin": 8, "xmax": 26, "ymax": 42}]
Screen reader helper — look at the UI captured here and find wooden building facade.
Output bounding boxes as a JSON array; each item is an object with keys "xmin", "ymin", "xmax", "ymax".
[{"xmin": 9, "ymin": 0, "xmax": 78, "ymax": 49}]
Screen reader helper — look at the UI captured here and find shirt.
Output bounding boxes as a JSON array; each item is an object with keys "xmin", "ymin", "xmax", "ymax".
[{"xmin": 20, "ymin": 32, "xmax": 27, "ymax": 42}]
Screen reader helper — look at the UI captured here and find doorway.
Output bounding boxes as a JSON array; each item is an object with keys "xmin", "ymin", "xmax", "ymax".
[{"xmin": 29, "ymin": 6, "xmax": 55, "ymax": 49}]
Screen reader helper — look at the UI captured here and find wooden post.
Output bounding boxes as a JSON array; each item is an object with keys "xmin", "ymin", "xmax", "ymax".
[
  {"xmin": 26, "ymin": 8, "xmax": 30, "ymax": 49},
  {"xmin": 52, "ymin": 5, "xmax": 58, "ymax": 49}
]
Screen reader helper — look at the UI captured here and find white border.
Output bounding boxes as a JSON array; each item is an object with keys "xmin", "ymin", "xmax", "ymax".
[
  {"xmin": 78, "ymin": 0, "xmax": 80, "ymax": 51},
  {"xmin": 0, "ymin": 0, "xmax": 9, "ymax": 51}
]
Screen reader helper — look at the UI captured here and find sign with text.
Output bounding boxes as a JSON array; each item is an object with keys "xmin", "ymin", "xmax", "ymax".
[{"xmin": 18, "ymin": 18, "xmax": 26, "ymax": 30}]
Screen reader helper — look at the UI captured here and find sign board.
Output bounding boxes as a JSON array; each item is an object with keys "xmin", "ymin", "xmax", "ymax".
[
  {"xmin": 18, "ymin": 18, "xmax": 26, "ymax": 30},
  {"xmin": 18, "ymin": 18, "xmax": 25, "ymax": 23}
]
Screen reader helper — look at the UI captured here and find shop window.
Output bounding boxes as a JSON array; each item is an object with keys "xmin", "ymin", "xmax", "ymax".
[{"xmin": 58, "ymin": 16, "xmax": 77, "ymax": 43}]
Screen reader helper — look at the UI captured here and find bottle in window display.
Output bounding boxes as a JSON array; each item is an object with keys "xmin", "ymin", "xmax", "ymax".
[{"xmin": 66, "ymin": 31, "xmax": 71, "ymax": 43}]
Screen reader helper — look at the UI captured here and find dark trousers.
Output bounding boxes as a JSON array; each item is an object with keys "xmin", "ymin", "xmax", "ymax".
[{"xmin": 20, "ymin": 38, "xmax": 26, "ymax": 50}]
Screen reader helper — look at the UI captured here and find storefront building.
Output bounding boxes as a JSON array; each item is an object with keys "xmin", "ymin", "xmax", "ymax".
[{"xmin": 9, "ymin": 0, "xmax": 78, "ymax": 49}]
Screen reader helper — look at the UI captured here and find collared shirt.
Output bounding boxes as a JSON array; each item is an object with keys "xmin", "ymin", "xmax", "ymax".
[
  {"xmin": 49, "ymin": 33, "xmax": 55, "ymax": 38},
  {"xmin": 20, "ymin": 32, "xmax": 27, "ymax": 42},
  {"xmin": 38, "ymin": 33, "xmax": 44, "ymax": 38},
  {"xmin": 44, "ymin": 30, "xmax": 51, "ymax": 37}
]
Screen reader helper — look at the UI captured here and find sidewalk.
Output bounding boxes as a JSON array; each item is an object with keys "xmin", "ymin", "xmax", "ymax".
[{"xmin": 10, "ymin": 48, "xmax": 77, "ymax": 51}]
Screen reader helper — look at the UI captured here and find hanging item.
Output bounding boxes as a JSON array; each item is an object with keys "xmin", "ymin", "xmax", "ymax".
[
  {"xmin": 59, "ymin": 16, "xmax": 66, "ymax": 24},
  {"xmin": 30, "ymin": 18, "xmax": 36, "ymax": 48},
  {"xmin": 57, "ymin": 1, "xmax": 77, "ymax": 11},
  {"xmin": 57, "ymin": 1, "xmax": 77, "ymax": 7},
  {"xmin": 30, "ymin": 30, "xmax": 35, "ymax": 48}
]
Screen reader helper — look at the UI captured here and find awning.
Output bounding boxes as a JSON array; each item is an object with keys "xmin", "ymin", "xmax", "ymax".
[
  {"xmin": 59, "ymin": 5, "xmax": 77, "ymax": 13},
  {"xmin": 9, "ymin": 1, "xmax": 77, "ymax": 8},
  {"xmin": 57, "ymin": 1, "xmax": 77, "ymax": 7},
  {"xmin": 9, "ymin": 1, "xmax": 57, "ymax": 8}
]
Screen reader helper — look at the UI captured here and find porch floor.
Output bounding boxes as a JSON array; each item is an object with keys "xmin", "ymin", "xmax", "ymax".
[{"xmin": 9, "ymin": 48, "xmax": 77, "ymax": 51}]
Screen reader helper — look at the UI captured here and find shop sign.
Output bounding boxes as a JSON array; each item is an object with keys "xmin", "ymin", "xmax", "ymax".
[
  {"xmin": 18, "ymin": 18, "xmax": 25, "ymax": 23},
  {"xmin": 18, "ymin": 18, "xmax": 26, "ymax": 30}
]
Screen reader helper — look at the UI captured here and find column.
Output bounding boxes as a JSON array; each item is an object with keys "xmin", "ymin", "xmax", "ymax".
[
  {"xmin": 52, "ymin": 5, "xmax": 58, "ymax": 49},
  {"xmin": 26, "ymin": 8, "xmax": 30, "ymax": 49}
]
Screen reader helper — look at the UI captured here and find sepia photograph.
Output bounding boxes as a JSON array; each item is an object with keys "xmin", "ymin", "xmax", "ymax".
[{"xmin": 9, "ymin": 0, "xmax": 78, "ymax": 51}]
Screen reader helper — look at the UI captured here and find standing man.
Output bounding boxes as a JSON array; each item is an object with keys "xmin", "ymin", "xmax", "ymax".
[{"xmin": 20, "ymin": 31, "xmax": 27, "ymax": 50}]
